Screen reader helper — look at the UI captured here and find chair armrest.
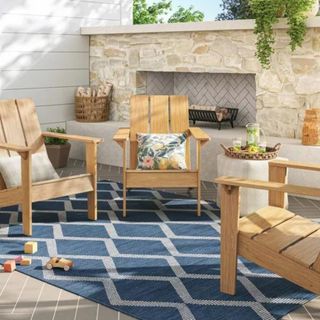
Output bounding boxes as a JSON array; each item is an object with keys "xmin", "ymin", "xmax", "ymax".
[
  {"xmin": 215, "ymin": 176, "xmax": 320, "ymax": 198},
  {"xmin": 270, "ymin": 160, "xmax": 320, "ymax": 172},
  {"xmin": 0, "ymin": 143, "xmax": 30, "ymax": 153},
  {"xmin": 113, "ymin": 128, "xmax": 130, "ymax": 146},
  {"xmin": 189, "ymin": 127, "xmax": 210, "ymax": 142},
  {"xmin": 42, "ymin": 132, "xmax": 102, "ymax": 144}
]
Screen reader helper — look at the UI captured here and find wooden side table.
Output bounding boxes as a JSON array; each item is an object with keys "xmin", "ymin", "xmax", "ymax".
[{"xmin": 216, "ymin": 154, "xmax": 288, "ymax": 216}]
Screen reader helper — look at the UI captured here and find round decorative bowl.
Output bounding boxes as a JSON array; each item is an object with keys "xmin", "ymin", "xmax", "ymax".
[{"xmin": 221, "ymin": 143, "xmax": 281, "ymax": 161}]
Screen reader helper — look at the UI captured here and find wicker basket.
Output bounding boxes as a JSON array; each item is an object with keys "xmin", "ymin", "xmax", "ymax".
[
  {"xmin": 75, "ymin": 96, "xmax": 110, "ymax": 122},
  {"xmin": 221, "ymin": 143, "xmax": 281, "ymax": 161}
]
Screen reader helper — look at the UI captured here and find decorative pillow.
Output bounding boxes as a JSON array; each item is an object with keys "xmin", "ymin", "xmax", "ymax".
[
  {"xmin": 0, "ymin": 152, "xmax": 59, "ymax": 188},
  {"xmin": 137, "ymin": 133, "xmax": 188, "ymax": 170}
]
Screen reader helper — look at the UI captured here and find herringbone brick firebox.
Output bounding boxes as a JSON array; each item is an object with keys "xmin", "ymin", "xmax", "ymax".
[{"xmin": 141, "ymin": 71, "xmax": 256, "ymax": 126}]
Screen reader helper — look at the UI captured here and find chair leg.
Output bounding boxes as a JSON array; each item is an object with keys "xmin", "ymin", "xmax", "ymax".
[
  {"xmin": 21, "ymin": 152, "xmax": 32, "ymax": 236},
  {"xmin": 86, "ymin": 142, "xmax": 97, "ymax": 220},
  {"xmin": 123, "ymin": 187, "xmax": 127, "ymax": 218},
  {"xmin": 230, "ymin": 120, "xmax": 234, "ymax": 128},
  {"xmin": 197, "ymin": 185, "xmax": 201, "ymax": 217},
  {"xmin": 220, "ymin": 185, "xmax": 240, "ymax": 295},
  {"xmin": 22, "ymin": 201, "xmax": 32, "ymax": 236},
  {"xmin": 196, "ymin": 142, "xmax": 202, "ymax": 217},
  {"xmin": 122, "ymin": 142, "xmax": 127, "ymax": 218},
  {"xmin": 88, "ymin": 190, "xmax": 97, "ymax": 220}
]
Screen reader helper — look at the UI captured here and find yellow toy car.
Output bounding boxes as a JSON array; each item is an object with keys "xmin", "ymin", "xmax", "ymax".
[{"xmin": 46, "ymin": 257, "xmax": 74, "ymax": 271}]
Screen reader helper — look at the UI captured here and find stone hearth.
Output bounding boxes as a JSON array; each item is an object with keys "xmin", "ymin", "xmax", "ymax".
[{"xmin": 86, "ymin": 18, "xmax": 320, "ymax": 138}]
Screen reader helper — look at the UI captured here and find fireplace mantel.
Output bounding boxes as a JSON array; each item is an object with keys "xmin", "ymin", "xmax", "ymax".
[
  {"xmin": 82, "ymin": 17, "xmax": 320, "ymax": 35},
  {"xmin": 88, "ymin": 17, "xmax": 320, "ymax": 138}
]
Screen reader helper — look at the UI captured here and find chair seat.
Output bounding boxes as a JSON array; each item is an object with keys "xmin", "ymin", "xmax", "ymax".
[
  {"xmin": 239, "ymin": 206, "xmax": 320, "ymax": 273},
  {"xmin": 126, "ymin": 169, "xmax": 198, "ymax": 188}
]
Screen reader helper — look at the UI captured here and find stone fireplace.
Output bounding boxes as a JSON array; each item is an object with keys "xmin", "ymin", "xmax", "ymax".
[
  {"xmin": 138, "ymin": 71, "xmax": 256, "ymax": 126},
  {"xmin": 86, "ymin": 18, "xmax": 320, "ymax": 138}
]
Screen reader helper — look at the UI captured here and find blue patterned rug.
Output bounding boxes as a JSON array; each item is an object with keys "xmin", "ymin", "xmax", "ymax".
[{"xmin": 0, "ymin": 181, "xmax": 315, "ymax": 320}]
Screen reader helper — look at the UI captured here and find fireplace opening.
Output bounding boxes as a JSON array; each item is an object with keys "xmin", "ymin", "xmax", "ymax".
[{"xmin": 137, "ymin": 71, "xmax": 256, "ymax": 127}]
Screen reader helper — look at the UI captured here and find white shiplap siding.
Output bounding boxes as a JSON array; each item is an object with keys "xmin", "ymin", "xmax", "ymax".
[{"xmin": 0, "ymin": 0, "xmax": 132, "ymax": 128}]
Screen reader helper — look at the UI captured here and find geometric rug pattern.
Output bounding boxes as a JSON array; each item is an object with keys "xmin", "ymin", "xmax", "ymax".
[{"xmin": 0, "ymin": 181, "xmax": 314, "ymax": 320}]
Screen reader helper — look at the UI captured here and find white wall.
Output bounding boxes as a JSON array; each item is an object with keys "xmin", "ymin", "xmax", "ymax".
[{"xmin": 0, "ymin": 0, "xmax": 132, "ymax": 129}]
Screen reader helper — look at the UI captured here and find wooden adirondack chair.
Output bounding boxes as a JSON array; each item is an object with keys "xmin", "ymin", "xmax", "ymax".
[
  {"xmin": 113, "ymin": 95, "xmax": 210, "ymax": 217},
  {"xmin": 0, "ymin": 98, "xmax": 102, "ymax": 236},
  {"xmin": 215, "ymin": 160, "xmax": 320, "ymax": 295}
]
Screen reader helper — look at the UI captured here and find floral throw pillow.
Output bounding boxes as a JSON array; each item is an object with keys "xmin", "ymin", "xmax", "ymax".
[{"xmin": 137, "ymin": 132, "xmax": 188, "ymax": 170}]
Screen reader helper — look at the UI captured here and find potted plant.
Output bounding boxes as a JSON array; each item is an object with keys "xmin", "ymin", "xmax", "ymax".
[
  {"xmin": 250, "ymin": 0, "xmax": 318, "ymax": 68},
  {"xmin": 44, "ymin": 127, "xmax": 71, "ymax": 168}
]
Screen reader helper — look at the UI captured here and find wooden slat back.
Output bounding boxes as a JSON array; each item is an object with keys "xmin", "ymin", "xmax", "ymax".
[
  {"xmin": 129, "ymin": 95, "xmax": 190, "ymax": 169},
  {"xmin": 130, "ymin": 95, "xmax": 149, "ymax": 169},
  {"xmin": 150, "ymin": 96, "xmax": 169, "ymax": 133},
  {"xmin": 130, "ymin": 95, "xmax": 149, "ymax": 141},
  {"xmin": 169, "ymin": 95, "xmax": 190, "ymax": 168},
  {"xmin": 0, "ymin": 103, "xmax": 9, "ymax": 158},
  {"xmin": 0, "ymin": 100, "xmax": 15, "ymax": 189},
  {"xmin": 170, "ymin": 96, "xmax": 189, "ymax": 133},
  {"xmin": 15, "ymin": 99, "xmax": 45, "ymax": 153},
  {"xmin": 0, "ymin": 100, "xmax": 26, "ymax": 156},
  {"xmin": 0, "ymin": 99, "xmax": 45, "ymax": 190}
]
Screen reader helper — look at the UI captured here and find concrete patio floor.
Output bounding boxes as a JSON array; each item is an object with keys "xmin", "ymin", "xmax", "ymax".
[{"xmin": 0, "ymin": 160, "xmax": 319, "ymax": 320}]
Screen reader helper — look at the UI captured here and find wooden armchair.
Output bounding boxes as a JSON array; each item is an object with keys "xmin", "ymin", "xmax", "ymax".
[
  {"xmin": 0, "ymin": 99, "xmax": 102, "ymax": 236},
  {"xmin": 215, "ymin": 160, "xmax": 320, "ymax": 295},
  {"xmin": 114, "ymin": 95, "xmax": 210, "ymax": 217}
]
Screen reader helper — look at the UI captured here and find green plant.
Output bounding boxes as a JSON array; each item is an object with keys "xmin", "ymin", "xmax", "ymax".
[
  {"xmin": 217, "ymin": 0, "xmax": 254, "ymax": 20},
  {"xmin": 133, "ymin": 0, "xmax": 171, "ymax": 24},
  {"xmin": 168, "ymin": 6, "xmax": 204, "ymax": 23},
  {"xmin": 44, "ymin": 127, "xmax": 68, "ymax": 145},
  {"xmin": 286, "ymin": 0, "xmax": 315, "ymax": 51},
  {"xmin": 250, "ymin": 0, "xmax": 315, "ymax": 68},
  {"xmin": 133, "ymin": 0, "xmax": 204, "ymax": 24}
]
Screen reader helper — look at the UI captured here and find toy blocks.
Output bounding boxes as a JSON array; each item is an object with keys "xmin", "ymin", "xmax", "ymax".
[
  {"xmin": 14, "ymin": 256, "xmax": 23, "ymax": 264},
  {"xmin": 24, "ymin": 241, "xmax": 38, "ymax": 254},
  {"xmin": 20, "ymin": 258, "xmax": 32, "ymax": 266},
  {"xmin": 15, "ymin": 256, "xmax": 32, "ymax": 266},
  {"xmin": 4, "ymin": 260, "xmax": 16, "ymax": 272}
]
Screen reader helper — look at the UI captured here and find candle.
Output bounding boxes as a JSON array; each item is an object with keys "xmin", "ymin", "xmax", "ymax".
[
  {"xmin": 233, "ymin": 137, "xmax": 242, "ymax": 152},
  {"xmin": 259, "ymin": 140, "xmax": 267, "ymax": 153}
]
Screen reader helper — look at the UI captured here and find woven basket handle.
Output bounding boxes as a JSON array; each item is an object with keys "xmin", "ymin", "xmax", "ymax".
[
  {"xmin": 273, "ymin": 143, "xmax": 281, "ymax": 151},
  {"xmin": 220, "ymin": 144, "xmax": 230, "ymax": 153}
]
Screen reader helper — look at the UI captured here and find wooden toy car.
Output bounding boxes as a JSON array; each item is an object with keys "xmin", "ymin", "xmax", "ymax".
[{"xmin": 46, "ymin": 257, "xmax": 73, "ymax": 271}]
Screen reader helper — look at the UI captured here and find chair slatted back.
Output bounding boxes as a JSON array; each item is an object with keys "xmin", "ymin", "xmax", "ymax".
[
  {"xmin": 16, "ymin": 99, "xmax": 45, "ymax": 152},
  {"xmin": 0, "ymin": 100, "xmax": 26, "ymax": 157},
  {"xmin": 0, "ymin": 99, "xmax": 45, "ymax": 189},
  {"xmin": 129, "ymin": 95, "xmax": 190, "ymax": 169},
  {"xmin": 150, "ymin": 96, "xmax": 170, "ymax": 133}
]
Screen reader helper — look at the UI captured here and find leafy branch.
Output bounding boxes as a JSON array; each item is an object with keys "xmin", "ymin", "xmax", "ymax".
[{"xmin": 250, "ymin": 0, "xmax": 315, "ymax": 68}]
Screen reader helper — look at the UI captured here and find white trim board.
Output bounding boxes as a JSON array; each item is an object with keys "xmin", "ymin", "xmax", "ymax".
[{"xmin": 81, "ymin": 16, "xmax": 320, "ymax": 35}]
